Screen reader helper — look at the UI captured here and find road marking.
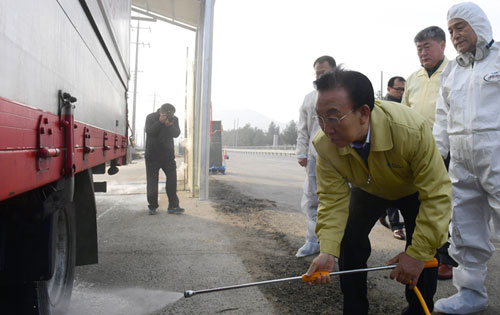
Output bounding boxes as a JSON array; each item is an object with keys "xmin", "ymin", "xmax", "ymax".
[{"xmin": 97, "ymin": 205, "xmax": 117, "ymax": 221}]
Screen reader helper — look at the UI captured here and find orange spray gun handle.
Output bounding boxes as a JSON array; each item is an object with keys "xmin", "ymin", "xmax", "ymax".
[{"xmin": 302, "ymin": 258, "xmax": 438, "ymax": 282}]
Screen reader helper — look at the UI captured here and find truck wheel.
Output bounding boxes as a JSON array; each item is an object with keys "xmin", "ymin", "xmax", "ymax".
[{"xmin": 38, "ymin": 202, "xmax": 76, "ymax": 315}]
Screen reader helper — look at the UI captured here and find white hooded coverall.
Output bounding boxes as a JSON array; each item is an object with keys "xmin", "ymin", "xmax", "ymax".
[
  {"xmin": 433, "ymin": 2, "xmax": 500, "ymax": 313},
  {"xmin": 295, "ymin": 90, "xmax": 320, "ymax": 256}
]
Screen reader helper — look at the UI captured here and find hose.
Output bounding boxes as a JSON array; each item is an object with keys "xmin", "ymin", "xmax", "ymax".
[{"xmin": 410, "ymin": 281, "xmax": 431, "ymax": 315}]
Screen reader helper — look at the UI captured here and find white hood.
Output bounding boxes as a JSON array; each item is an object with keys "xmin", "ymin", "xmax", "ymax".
[{"xmin": 447, "ymin": 2, "xmax": 493, "ymax": 44}]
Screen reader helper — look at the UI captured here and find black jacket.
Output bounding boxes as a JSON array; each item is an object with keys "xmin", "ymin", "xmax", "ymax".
[
  {"xmin": 384, "ymin": 93, "xmax": 402, "ymax": 103},
  {"xmin": 144, "ymin": 110, "xmax": 181, "ymax": 161}
]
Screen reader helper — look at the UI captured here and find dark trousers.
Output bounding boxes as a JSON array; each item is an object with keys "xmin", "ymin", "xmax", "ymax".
[
  {"xmin": 339, "ymin": 188, "xmax": 438, "ymax": 315},
  {"xmin": 386, "ymin": 207, "xmax": 404, "ymax": 231},
  {"xmin": 146, "ymin": 159, "xmax": 179, "ymax": 210}
]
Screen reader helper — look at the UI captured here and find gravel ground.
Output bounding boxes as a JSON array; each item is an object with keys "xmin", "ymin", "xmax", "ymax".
[{"xmin": 209, "ymin": 178, "xmax": 405, "ymax": 315}]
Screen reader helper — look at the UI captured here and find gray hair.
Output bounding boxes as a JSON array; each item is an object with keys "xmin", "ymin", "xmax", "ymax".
[
  {"xmin": 313, "ymin": 55, "xmax": 336, "ymax": 68},
  {"xmin": 414, "ymin": 26, "xmax": 446, "ymax": 44}
]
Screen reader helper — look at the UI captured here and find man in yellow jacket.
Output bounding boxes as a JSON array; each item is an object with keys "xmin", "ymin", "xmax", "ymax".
[
  {"xmin": 403, "ymin": 26, "xmax": 448, "ymax": 130},
  {"xmin": 402, "ymin": 25, "xmax": 455, "ymax": 281},
  {"xmin": 304, "ymin": 68, "xmax": 451, "ymax": 315}
]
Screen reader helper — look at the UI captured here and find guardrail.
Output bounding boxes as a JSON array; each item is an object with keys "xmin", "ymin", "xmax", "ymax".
[
  {"xmin": 226, "ymin": 145, "xmax": 296, "ymax": 150},
  {"xmin": 226, "ymin": 148, "xmax": 295, "ymax": 156}
]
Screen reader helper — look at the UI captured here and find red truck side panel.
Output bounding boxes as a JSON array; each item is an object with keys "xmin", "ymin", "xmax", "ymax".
[{"xmin": 0, "ymin": 97, "xmax": 127, "ymax": 202}]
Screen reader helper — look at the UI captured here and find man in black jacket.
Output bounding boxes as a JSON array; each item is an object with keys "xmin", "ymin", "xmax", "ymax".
[
  {"xmin": 384, "ymin": 76, "xmax": 406, "ymax": 103},
  {"xmin": 145, "ymin": 103, "xmax": 183, "ymax": 215}
]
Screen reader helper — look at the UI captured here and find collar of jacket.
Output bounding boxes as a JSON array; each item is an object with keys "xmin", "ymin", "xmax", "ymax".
[
  {"xmin": 417, "ymin": 57, "xmax": 449, "ymax": 78},
  {"xmin": 384, "ymin": 93, "xmax": 401, "ymax": 102},
  {"xmin": 337, "ymin": 101, "xmax": 393, "ymax": 156}
]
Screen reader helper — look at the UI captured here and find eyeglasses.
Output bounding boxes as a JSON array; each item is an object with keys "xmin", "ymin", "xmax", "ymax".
[
  {"xmin": 315, "ymin": 110, "xmax": 354, "ymax": 128},
  {"xmin": 390, "ymin": 87, "xmax": 405, "ymax": 92}
]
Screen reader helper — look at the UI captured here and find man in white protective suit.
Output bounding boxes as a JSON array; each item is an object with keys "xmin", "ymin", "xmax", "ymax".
[
  {"xmin": 295, "ymin": 55, "xmax": 336, "ymax": 257},
  {"xmin": 433, "ymin": 2, "xmax": 500, "ymax": 314}
]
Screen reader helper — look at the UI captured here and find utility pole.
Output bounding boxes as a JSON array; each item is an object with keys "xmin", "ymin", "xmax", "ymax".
[
  {"xmin": 273, "ymin": 126, "xmax": 280, "ymax": 147},
  {"xmin": 380, "ymin": 71, "xmax": 384, "ymax": 99},
  {"xmin": 184, "ymin": 47, "xmax": 189, "ymax": 139},
  {"xmin": 235, "ymin": 119, "xmax": 239, "ymax": 147},
  {"xmin": 130, "ymin": 18, "xmax": 150, "ymax": 157},
  {"xmin": 152, "ymin": 91, "xmax": 156, "ymax": 112},
  {"xmin": 132, "ymin": 19, "xmax": 140, "ymax": 149}
]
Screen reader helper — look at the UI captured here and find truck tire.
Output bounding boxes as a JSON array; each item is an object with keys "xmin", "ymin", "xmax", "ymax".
[{"xmin": 38, "ymin": 202, "xmax": 76, "ymax": 315}]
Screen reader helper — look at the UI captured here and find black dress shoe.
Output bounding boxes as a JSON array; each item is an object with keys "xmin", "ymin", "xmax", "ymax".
[{"xmin": 393, "ymin": 229, "xmax": 406, "ymax": 240}]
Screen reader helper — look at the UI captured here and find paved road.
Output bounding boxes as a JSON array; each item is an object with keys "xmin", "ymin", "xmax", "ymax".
[{"xmin": 217, "ymin": 151, "xmax": 304, "ymax": 212}]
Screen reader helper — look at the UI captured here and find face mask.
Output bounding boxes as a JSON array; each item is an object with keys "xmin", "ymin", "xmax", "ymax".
[{"xmin": 456, "ymin": 39, "xmax": 494, "ymax": 67}]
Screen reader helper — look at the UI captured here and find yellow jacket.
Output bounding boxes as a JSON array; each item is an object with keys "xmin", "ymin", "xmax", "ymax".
[
  {"xmin": 402, "ymin": 58, "xmax": 448, "ymax": 130},
  {"xmin": 313, "ymin": 100, "xmax": 451, "ymax": 261}
]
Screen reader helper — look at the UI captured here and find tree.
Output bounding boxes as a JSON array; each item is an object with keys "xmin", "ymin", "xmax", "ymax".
[
  {"xmin": 221, "ymin": 128, "xmax": 236, "ymax": 146},
  {"xmin": 252, "ymin": 128, "xmax": 266, "ymax": 146},
  {"xmin": 236, "ymin": 123, "xmax": 254, "ymax": 146},
  {"xmin": 280, "ymin": 120, "xmax": 297, "ymax": 145},
  {"xmin": 221, "ymin": 122, "xmax": 279, "ymax": 147},
  {"xmin": 266, "ymin": 122, "xmax": 280, "ymax": 145}
]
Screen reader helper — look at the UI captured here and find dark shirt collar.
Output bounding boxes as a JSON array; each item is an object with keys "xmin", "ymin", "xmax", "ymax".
[{"xmin": 424, "ymin": 58, "xmax": 444, "ymax": 77}]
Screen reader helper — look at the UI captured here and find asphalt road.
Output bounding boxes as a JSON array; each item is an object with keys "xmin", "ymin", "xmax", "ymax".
[{"xmin": 217, "ymin": 151, "xmax": 304, "ymax": 212}]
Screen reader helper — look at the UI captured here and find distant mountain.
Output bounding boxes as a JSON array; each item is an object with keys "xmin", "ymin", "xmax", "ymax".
[{"xmin": 212, "ymin": 109, "xmax": 286, "ymax": 131}]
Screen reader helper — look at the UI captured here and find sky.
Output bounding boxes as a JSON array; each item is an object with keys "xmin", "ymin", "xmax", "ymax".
[
  {"xmin": 129, "ymin": 18, "xmax": 195, "ymax": 146},
  {"xmin": 131, "ymin": 0, "xmax": 500, "ymax": 144}
]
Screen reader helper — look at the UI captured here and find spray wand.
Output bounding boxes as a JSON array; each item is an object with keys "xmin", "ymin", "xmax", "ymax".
[{"xmin": 184, "ymin": 258, "xmax": 437, "ymax": 315}]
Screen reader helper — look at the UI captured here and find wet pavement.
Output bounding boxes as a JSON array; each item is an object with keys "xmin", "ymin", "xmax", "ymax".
[{"xmin": 67, "ymin": 157, "xmax": 274, "ymax": 315}]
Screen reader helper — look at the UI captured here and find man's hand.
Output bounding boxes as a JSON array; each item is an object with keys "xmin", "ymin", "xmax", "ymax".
[
  {"xmin": 164, "ymin": 119, "xmax": 173, "ymax": 126},
  {"xmin": 304, "ymin": 252, "xmax": 335, "ymax": 285},
  {"xmin": 298, "ymin": 158, "xmax": 308, "ymax": 167},
  {"xmin": 387, "ymin": 252, "xmax": 425, "ymax": 289}
]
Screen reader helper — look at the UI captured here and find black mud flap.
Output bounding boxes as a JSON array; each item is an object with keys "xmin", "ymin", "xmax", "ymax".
[{"xmin": 74, "ymin": 169, "xmax": 99, "ymax": 266}]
